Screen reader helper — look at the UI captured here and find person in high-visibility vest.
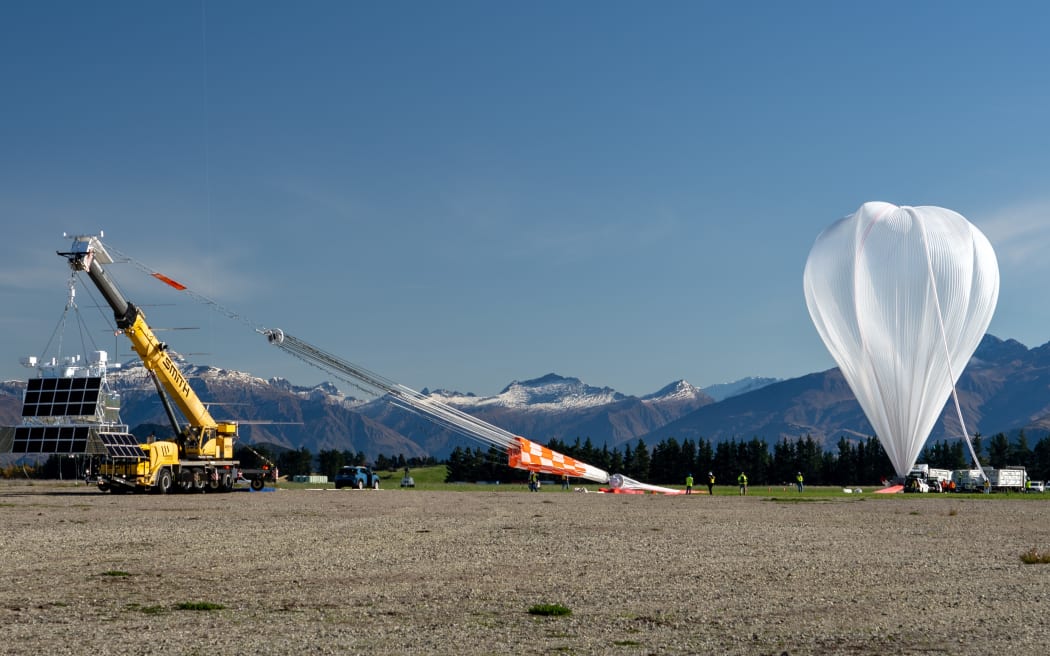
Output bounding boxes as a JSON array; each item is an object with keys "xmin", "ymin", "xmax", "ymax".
[
  {"xmin": 796, "ymin": 471, "xmax": 804, "ymax": 493},
  {"xmin": 707, "ymin": 472, "xmax": 715, "ymax": 495},
  {"xmin": 685, "ymin": 473, "xmax": 693, "ymax": 495},
  {"xmin": 737, "ymin": 472, "xmax": 748, "ymax": 495}
]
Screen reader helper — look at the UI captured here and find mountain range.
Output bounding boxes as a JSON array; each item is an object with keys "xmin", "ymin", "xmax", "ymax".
[{"xmin": 2, "ymin": 334, "xmax": 1049, "ymax": 460}]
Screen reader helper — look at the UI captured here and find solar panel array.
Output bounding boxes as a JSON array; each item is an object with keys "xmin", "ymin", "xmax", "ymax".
[
  {"xmin": 98, "ymin": 432, "xmax": 146, "ymax": 459},
  {"xmin": 12, "ymin": 425, "xmax": 90, "ymax": 453},
  {"xmin": 21, "ymin": 376, "xmax": 103, "ymax": 418}
]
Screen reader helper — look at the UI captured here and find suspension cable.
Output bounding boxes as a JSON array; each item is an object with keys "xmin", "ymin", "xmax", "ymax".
[{"xmin": 916, "ymin": 216, "xmax": 986, "ymax": 480}]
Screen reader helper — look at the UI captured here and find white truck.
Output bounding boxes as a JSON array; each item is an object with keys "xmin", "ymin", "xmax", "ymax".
[
  {"xmin": 952, "ymin": 469, "xmax": 985, "ymax": 492},
  {"xmin": 985, "ymin": 466, "xmax": 1026, "ymax": 491},
  {"xmin": 951, "ymin": 466, "xmax": 1026, "ymax": 492}
]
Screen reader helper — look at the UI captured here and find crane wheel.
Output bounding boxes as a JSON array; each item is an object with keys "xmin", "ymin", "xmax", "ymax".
[
  {"xmin": 222, "ymin": 473, "xmax": 234, "ymax": 491},
  {"xmin": 154, "ymin": 469, "xmax": 173, "ymax": 495},
  {"xmin": 250, "ymin": 478, "xmax": 264, "ymax": 491}
]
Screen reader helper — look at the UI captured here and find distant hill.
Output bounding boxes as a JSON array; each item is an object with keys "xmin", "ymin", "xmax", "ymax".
[{"xmin": 635, "ymin": 335, "xmax": 1050, "ymax": 449}]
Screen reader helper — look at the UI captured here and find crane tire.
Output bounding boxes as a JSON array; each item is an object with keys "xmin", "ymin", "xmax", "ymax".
[
  {"xmin": 250, "ymin": 478, "xmax": 264, "ymax": 491},
  {"xmin": 154, "ymin": 469, "xmax": 173, "ymax": 495}
]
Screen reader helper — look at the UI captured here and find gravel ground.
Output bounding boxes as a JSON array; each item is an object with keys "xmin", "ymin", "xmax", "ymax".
[{"xmin": 1, "ymin": 482, "xmax": 1049, "ymax": 656}]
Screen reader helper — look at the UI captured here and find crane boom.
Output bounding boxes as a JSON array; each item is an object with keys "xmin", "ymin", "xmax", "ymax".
[{"xmin": 60, "ymin": 235, "xmax": 235, "ymax": 459}]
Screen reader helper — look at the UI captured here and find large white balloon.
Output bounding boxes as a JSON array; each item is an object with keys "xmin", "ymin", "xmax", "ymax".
[{"xmin": 803, "ymin": 202, "xmax": 999, "ymax": 478}]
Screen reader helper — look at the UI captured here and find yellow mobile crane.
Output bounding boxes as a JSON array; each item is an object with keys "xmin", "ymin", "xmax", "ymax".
[{"xmin": 61, "ymin": 234, "xmax": 274, "ymax": 493}]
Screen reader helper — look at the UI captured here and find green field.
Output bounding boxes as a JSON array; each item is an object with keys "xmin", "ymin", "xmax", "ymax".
[
  {"xmin": 274, "ymin": 465, "xmax": 1050, "ymax": 498},
  {"xmin": 11, "ymin": 464, "xmax": 1046, "ymax": 499}
]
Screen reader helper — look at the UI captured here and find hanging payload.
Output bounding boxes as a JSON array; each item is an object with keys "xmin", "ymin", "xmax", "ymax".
[{"xmin": 803, "ymin": 202, "xmax": 999, "ymax": 478}]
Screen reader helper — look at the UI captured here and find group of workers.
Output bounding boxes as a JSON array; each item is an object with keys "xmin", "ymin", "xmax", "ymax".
[
  {"xmin": 683, "ymin": 472, "xmax": 717, "ymax": 495},
  {"xmin": 528, "ymin": 472, "xmax": 571, "ymax": 491},
  {"xmin": 684, "ymin": 471, "xmax": 805, "ymax": 495},
  {"xmin": 528, "ymin": 470, "xmax": 810, "ymax": 494}
]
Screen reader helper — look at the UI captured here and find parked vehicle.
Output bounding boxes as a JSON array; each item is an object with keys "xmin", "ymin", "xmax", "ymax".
[
  {"xmin": 905, "ymin": 464, "xmax": 952, "ymax": 493},
  {"xmin": 952, "ymin": 468, "xmax": 984, "ymax": 492},
  {"xmin": 399, "ymin": 466, "xmax": 415, "ymax": 488},
  {"xmin": 951, "ymin": 466, "xmax": 1027, "ymax": 493},
  {"xmin": 334, "ymin": 465, "xmax": 380, "ymax": 489},
  {"xmin": 985, "ymin": 466, "xmax": 1026, "ymax": 492},
  {"xmin": 904, "ymin": 475, "xmax": 930, "ymax": 493}
]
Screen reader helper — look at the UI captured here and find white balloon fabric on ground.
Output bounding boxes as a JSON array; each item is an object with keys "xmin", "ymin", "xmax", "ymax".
[{"xmin": 803, "ymin": 202, "xmax": 999, "ymax": 478}]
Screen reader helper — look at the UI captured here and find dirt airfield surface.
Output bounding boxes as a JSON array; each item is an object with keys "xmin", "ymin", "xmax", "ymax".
[{"xmin": 1, "ymin": 482, "xmax": 1049, "ymax": 656}]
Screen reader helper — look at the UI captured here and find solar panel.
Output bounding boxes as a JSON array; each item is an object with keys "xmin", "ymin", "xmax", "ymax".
[
  {"xmin": 97, "ymin": 432, "xmax": 146, "ymax": 459},
  {"xmin": 21, "ymin": 377, "xmax": 103, "ymax": 418},
  {"xmin": 12, "ymin": 425, "xmax": 90, "ymax": 454}
]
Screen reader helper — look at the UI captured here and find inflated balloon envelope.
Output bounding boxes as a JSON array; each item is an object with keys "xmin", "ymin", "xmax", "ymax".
[{"xmin": 803, "ymin": 202, "xmax": 999, "ymax": 478}]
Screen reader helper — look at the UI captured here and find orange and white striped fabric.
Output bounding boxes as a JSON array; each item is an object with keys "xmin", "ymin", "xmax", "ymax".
[{"xmin": 507, "ymin": 436, "xmax": 609, "ymax": 484}]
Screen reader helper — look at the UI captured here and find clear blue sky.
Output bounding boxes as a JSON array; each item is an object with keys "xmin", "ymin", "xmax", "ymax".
[{"xmin": 2, "ymin": 1, "xmax": 1049, "ymax": 398}]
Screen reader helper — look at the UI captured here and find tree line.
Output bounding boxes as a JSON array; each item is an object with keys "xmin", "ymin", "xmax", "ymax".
[
  {"xmin": 445, "ymin": 430, "xmax": 1050, "ymax": 486},
  {"xmin": 9, "ymin": 429, "xmax": 1050, "ymax": 485},
  {"xmin": 250, "ymin": 446, "xmax": 438, "ymax": 480},
  {"xmin": 443, "ymin": 436, "xmax": 885, "ymax": 486}
]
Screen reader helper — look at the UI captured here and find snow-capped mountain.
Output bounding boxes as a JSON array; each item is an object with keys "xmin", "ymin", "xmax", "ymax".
[
  {"xmin": 643, "ymin": 379, "xmax": 706, "ymax": 402},
  {"xmin": 44, "ymin": 355, "xmax": 420, "ymax": 459},
  {"xmin": 353, "ymin": 373, "xmax": 714, "ymax": 457},
  {"xmin": 429, "ymin": 373, "xmax": 627, "ymax": 412},
  {"xmin": 110, "ymin": 355, "xmax": 363, "ymax": 408}
]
